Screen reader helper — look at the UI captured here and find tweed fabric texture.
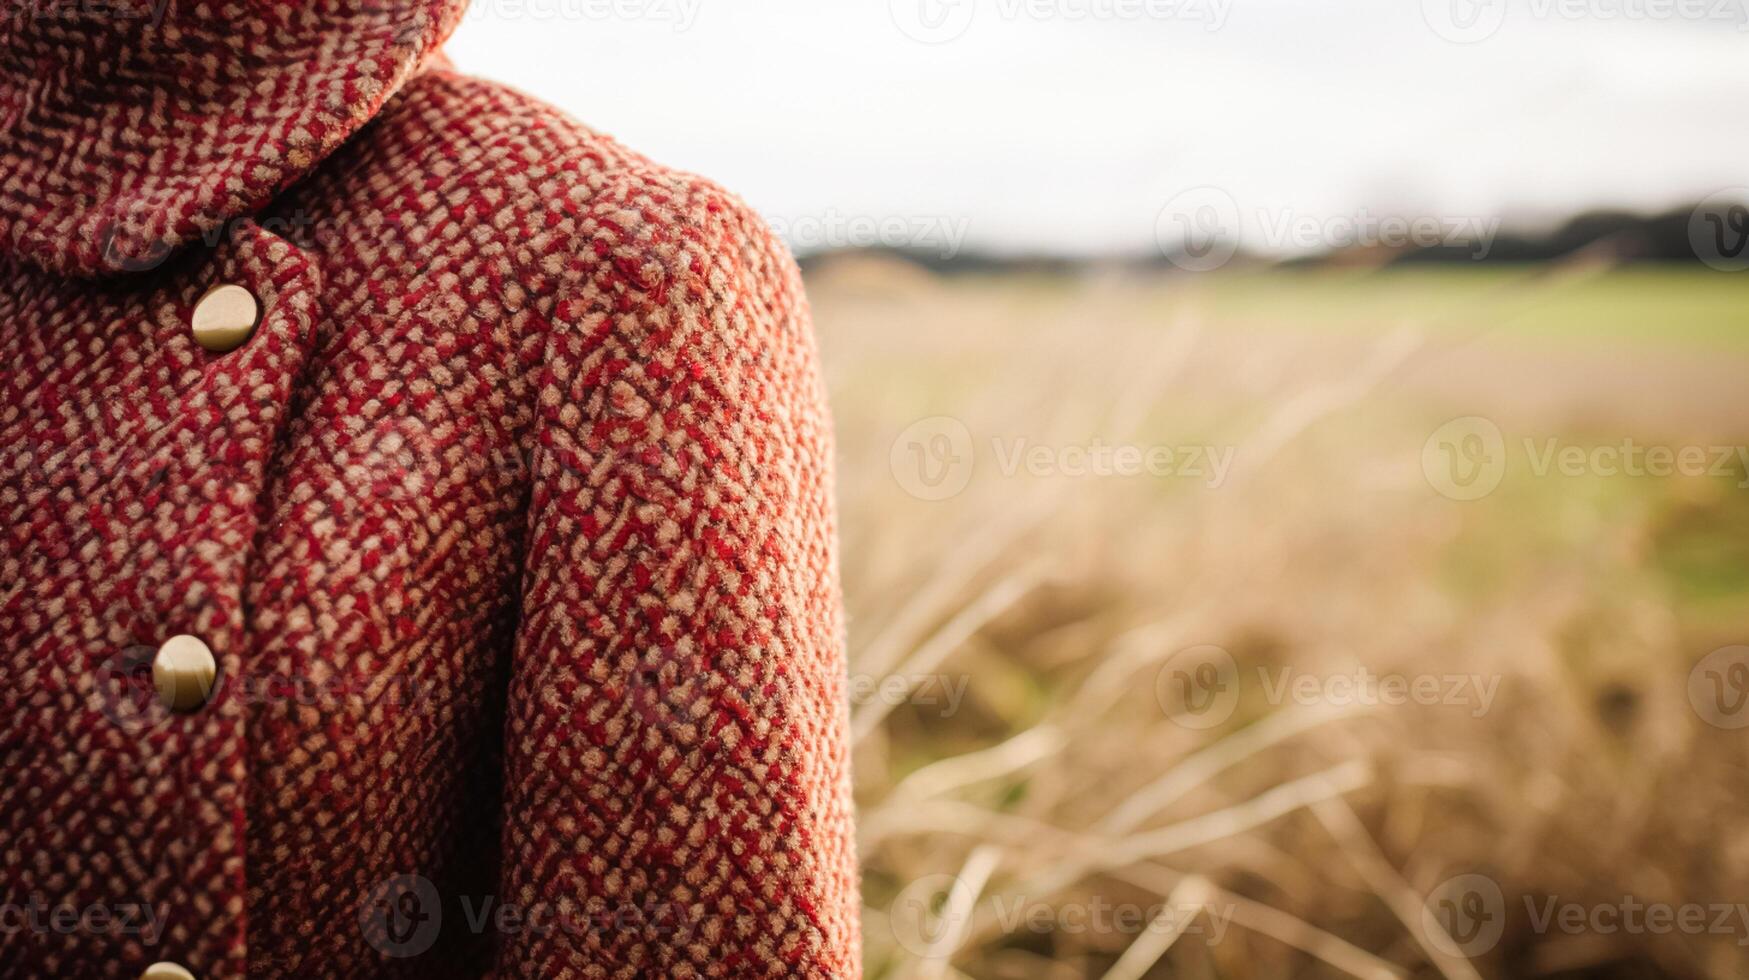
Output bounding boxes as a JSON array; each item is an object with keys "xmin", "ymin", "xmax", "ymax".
[
  {"xmin": 0, "ymin": 6, "xmax": 858, "ymax": 979},
  {"xmin": 0, "ymin": 0, "xmax": 467, "ymax": 277}
]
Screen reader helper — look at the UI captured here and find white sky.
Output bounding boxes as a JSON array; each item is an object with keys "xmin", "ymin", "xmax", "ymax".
[{"xmin": 448, "ymin": 0, "xmax": 1749, "ymax": 257}]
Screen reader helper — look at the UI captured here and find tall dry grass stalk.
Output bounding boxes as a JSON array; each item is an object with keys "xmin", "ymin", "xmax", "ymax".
[{"xmin": 813, "ymin": 259, "xmax": 1749, "ymax": 980}]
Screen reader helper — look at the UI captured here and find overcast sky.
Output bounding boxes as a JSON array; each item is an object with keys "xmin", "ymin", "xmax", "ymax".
[{"xmin": 448, "ymin": 0, "xmax": 1749, "ymax": 257}]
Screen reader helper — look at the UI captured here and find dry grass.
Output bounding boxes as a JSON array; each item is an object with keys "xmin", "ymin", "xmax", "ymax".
[{"xmin": 813, "ymin": 258, "xmax": 1749, "ymax": 980}]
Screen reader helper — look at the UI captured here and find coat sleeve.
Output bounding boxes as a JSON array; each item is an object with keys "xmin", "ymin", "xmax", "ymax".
[{"xmin": 494, "ymin": 177, "xmax": 860, "ymax": 978}]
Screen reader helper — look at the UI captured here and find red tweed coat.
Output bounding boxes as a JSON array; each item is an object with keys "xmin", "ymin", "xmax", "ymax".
[{"xmin": 0, "ymin": 2, "xmax": 857, "ymax": 978}]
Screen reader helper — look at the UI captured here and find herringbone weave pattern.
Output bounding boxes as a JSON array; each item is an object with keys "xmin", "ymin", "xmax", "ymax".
[{"xmin": 0, "ymin": 3, "xmax": 857, "ymax": 977}]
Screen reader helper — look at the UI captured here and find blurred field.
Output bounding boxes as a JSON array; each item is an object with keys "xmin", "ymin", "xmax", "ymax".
[{"xmin": 813, "ymin": 259, "xmax": 1749, "ymax": 980}]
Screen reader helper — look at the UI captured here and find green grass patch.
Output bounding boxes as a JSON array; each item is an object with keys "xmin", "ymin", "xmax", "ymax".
[{"xmin": 1166, "ymin": 267, "xmax": 1749, "ymax": 350}]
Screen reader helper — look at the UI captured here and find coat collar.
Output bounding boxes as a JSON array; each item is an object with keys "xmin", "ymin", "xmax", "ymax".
[{"xmin": 0, "ymin": 0, "xmax": 469, "ymax": 278}]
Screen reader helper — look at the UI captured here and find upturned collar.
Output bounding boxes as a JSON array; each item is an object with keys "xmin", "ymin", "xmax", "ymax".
[{"xmin": 0, "ymin": 0, "xmax": 468, "ymax": 277}]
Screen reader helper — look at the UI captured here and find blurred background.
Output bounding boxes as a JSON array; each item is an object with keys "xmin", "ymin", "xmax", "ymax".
[{"xmin": 455, "ymin": 4, "xmax": 1749, "ymax": 977}]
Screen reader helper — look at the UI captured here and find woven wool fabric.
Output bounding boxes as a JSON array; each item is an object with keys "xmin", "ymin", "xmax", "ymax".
[{"xmin": 0, "ymin": 2, "xmax": 858, "ymax": 978}]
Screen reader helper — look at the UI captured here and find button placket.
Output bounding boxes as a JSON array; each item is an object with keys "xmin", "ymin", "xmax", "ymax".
[
  {"xmin": 16, "ymin": 217, "xmax": 325, "ymax": 980},
  {"xmin": 144, "ymin": 219, "xmax": 326, "ymax": 979}
]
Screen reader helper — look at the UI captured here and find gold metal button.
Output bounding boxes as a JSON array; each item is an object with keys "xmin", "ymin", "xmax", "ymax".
[
  {"xmin": 151, "ymin": 636, "xmax": 217, "ymax": 712},
  {"xmin": 141, "ymin": 963, "xmax": 197, "ymax": 980},
  {"xmin": 190, "ymin": 284, "xmax": 261, "ymax": 353}
]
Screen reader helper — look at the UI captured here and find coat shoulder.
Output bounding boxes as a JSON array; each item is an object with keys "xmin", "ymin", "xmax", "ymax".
[{"xmin": 350, "ymin": 66, "xmax": 805, "ymax": 348}]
